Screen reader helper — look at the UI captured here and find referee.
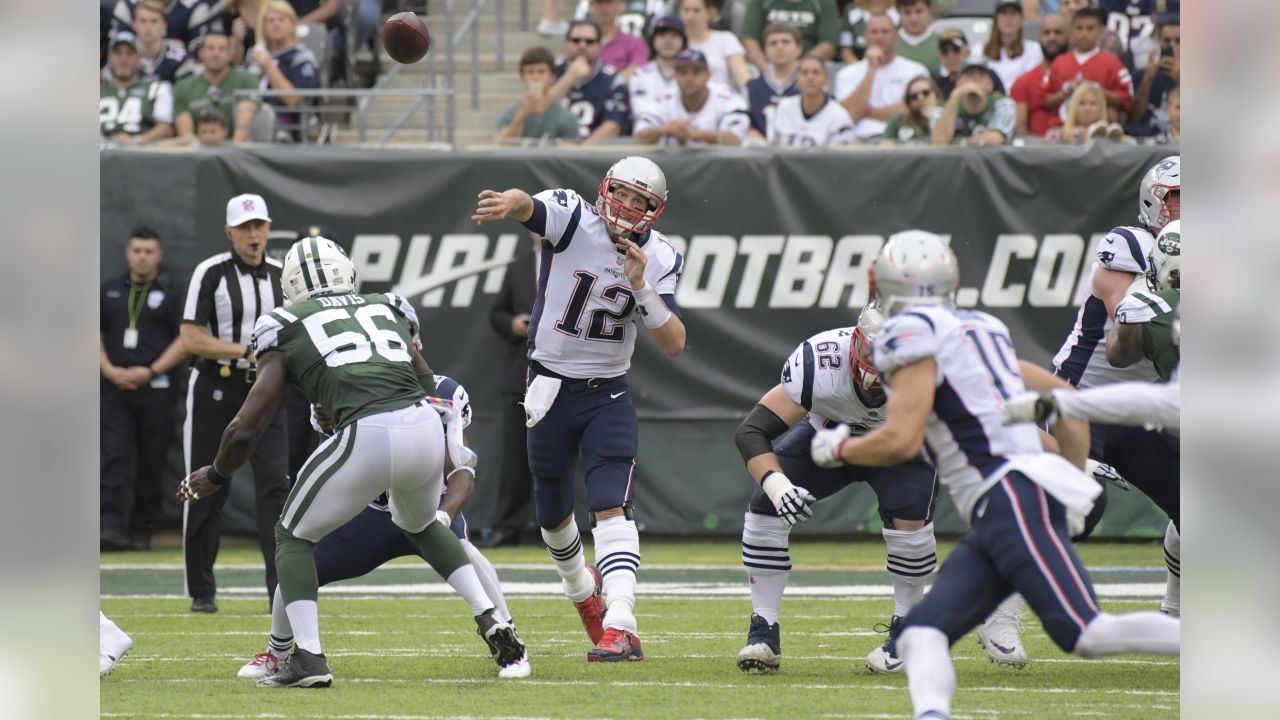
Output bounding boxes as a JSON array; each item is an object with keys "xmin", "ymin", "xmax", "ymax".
[{"xmin": 180, "ymin": 193, "xmax": 289, "ymax": 613}]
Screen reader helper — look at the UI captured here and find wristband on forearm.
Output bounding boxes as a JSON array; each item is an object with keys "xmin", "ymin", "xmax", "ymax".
[
  {"xmin": 207, "ymin": 464, "xmax": 231, "ymax": 486},
  {"xmin": 633, "ymin": 283, "xmax": 672, "ymax": 330}
]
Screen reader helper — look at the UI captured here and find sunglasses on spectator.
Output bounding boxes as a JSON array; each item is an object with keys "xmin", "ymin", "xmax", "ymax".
[
  {"xmin": 908, "ymin": 89, "xmax": 933, "ymax": 101},
  {"xmin": 568, "ymin": 37, "xmax": 599, "ymax": 45}
]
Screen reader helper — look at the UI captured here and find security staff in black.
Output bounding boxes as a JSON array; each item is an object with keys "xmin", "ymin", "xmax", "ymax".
[
  {"xmin": 100, "ymin": 228, "xmax": 187, "ymax": 552},
  {"xmin": 180, "ymin": 193, "xmax": 288, "ymax": 613}
]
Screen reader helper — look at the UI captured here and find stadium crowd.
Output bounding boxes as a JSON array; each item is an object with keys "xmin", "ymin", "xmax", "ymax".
[{"xmin": 99, "ymin": 0, "xmax": 1180, "ymax": 148}]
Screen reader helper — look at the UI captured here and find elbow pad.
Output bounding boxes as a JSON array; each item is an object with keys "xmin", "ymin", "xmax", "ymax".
[{"xmin": 734, "ymin": 404, "xmax": 791, "ymax": 463}]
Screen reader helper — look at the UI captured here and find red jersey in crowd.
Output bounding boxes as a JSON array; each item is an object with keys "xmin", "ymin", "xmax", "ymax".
[
  {"xmin": 1048, "ymin": 48, "xmax": 1133, "ymax": 113},
  {"xmin": 1010, "ymin": 66, "xmax": 1062, "ymax": 137}
]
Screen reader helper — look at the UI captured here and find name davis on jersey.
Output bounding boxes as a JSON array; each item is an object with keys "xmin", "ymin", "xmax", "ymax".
[{"xmin": 339, "ymin": 232, "xmax": 1111, "ymax": 310}]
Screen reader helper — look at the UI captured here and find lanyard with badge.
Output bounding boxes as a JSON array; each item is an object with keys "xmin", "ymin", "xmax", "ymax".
[{"xmin": 122, "ymin": 280, "xmax": 152, "ymax": 350}]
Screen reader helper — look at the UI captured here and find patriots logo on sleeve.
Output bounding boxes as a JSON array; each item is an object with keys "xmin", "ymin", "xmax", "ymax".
[
  {"xmin": 1098, "ymin": 250, "xmax": 1116, "ymax": 267},
  {"xmin": 782, "ymin": 360, "xmax": 793, "ymax": 383},
  {"xmin": 552, "ymin": 190, "xmax": 570, "ymax": 207}
]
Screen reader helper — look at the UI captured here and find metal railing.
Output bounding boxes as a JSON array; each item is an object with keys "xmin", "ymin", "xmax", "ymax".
[{"xmin": 235, "ymin": 86, "xmax": 457, "ymax": 146}]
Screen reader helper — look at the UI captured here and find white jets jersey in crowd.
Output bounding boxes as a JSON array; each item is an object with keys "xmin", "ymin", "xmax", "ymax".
[
  {"xmin": 767, "ymin": 96, "xmax": 856, "ymax": 148},
  {"xmin": 1052, "ymin": 226, "xmax": 1160, "ymax": 388},
  {"xmin": 874, "ymin": 306, "xmax": 1058, "ymax": 520},
  {"xmin": 528, "ymin": 188, "xmax": 683, "ymax": 378},
  {"xmin": 633, "ymin": 81, "xmax": 751, "ymax": 147},
  {"xmin": 628, "ymin": 61, "xmax": 676, "ymax": 122},
  {"xmin": 780, "ymin": 327, "xmax": 887, "ymax": 434}
]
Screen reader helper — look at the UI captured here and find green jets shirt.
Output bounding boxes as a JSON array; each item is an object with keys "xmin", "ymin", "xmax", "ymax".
[
  {"xmin": 1115, "ymin": 288, "xmax": 1180, "ymax": 382},
  {"xmin": 740, "ymin": 0, "xmax": 840, "ymax": 54},
  {"xmin": 100, "ymin": 78, "xmax": 173, "ymax": 136},
  {"xmin": 172, "ymin": 68, "xmax": 261, "ymax": 132},
  {"xmin": 251, "ymin": 292, "xmax": 426, "ymax": 429}
]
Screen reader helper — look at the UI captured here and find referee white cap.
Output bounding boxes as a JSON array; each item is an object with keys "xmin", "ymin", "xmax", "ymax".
[{"xmin": 225, "ymin": 193, "xmax": 272, "ymax": 226}]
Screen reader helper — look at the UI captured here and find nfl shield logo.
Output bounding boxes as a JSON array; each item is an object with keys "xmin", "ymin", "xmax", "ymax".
[
  {"xmin": 212, "ymin": 389, "xmax": 224, "ymax": 402},
  {"xmin": 243, "ymin": 199, "xmax": 255, "ymax": 211}
]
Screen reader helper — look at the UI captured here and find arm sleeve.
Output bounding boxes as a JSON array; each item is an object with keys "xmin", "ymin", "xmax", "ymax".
[
  {"xmin": 1096, "ymin": 227, "xmax": 1149, "ymax": 273},
  {"xmin": 528, "ymin": 188, "xmax": 586, "ymax": 249},
  {"xmin": 873, "ymin": 313, "xmax": 940, "ymax": 376},
  {"xmin": 385, "ymin": 292, "xmax": 422, "ymax": 348},
  {"xmin": 780, "ymin": 341, "xmax": 815, "ymax": 410},
  {"xmin": 1053, "ymin": 381, "xmax": 1179, "ymax": 433},
  {"xmin": 250, "ymin": 312, "xmax": 284, "ymax": 356}
]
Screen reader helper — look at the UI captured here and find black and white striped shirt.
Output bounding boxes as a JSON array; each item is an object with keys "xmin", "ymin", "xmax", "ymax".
[{"xmin": 182, "ymin": 251, "xmax": 284, "ymax": 370}]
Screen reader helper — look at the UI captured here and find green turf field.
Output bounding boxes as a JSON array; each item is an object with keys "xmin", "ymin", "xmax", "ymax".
[{"xmin": 101, "ymin": 539, "xmax": 1178, "ymax": 719}]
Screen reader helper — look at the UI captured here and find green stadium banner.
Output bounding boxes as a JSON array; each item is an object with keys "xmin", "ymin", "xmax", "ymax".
[{"xmin": 101, "ymin": 145, "xmax": 1176, "ymax": 538}]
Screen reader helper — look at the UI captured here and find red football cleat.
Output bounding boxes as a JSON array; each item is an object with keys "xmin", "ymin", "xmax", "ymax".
[
  {"xmin": 587, "ymin": 627, "xmax": 644, "ymax": 662},
  {"xmin": 573, "ymin": 564, "xmax": 605, "ymax": 644}
]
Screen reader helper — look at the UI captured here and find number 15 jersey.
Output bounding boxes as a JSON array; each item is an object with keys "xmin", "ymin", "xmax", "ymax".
[
  {"xmin": 524, "ymin": 188, "xmax": 684, "ymax": 379},
  {"xmin": 252, "ymin": 292, "xmax": 426, "ymax": 429}
]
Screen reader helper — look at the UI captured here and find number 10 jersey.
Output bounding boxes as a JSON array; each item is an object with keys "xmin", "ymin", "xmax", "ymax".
[
  {"xmin": 251, "ymin": 292, "xmax": 426, "ymax": 430},
  {"xmin": 525, "ymin": 188, "xmax": 683, "ymax": 379}
]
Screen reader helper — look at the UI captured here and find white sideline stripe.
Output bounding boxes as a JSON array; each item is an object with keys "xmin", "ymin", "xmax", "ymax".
[
  {"xmin": 99, "ymin": 562, "xmax": 1165, "ymax": 573},
  {"xmin": 100, "ymin": 580, "xmax": 1167, "ymax": 599}
]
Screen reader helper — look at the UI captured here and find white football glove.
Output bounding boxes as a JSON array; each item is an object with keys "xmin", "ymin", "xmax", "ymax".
[
  {"xmin": 762, "ymin": 471, "xmax": 817, "ymax": 526},
  {"xmin": 1086, "ymin": 459, "xmax": 1132, "ymax": 492},
  {"xmin": 435, "ymin": 509, "xmax": 453, "ymax": 526},
  {"xmin": 810, "ymin": 424, "xmax": 851, "ymax": 469},
  {"xmin": 1005, "ymin": 391, "xmax": 1057, "ymax": 425}
]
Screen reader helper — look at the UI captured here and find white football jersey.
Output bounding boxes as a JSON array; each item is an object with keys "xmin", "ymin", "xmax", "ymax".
[
  {"xmin": 633, "ymin": 81, "xmax": 751, "ymax": 147},
  {"xmin": 768, "ymin": 95, "xmax": 857, "ymax": 147},
  {"xmin": 527, "ymin": 188, "xmax": 683, "ymax": 378},
  {"xmin": 628, "ymin": 61, "xmax": 676, "ymax": 122},
  {"xmin": 1052, "ymin": 226, "xmax": 1160, "ymax": 389},
  {"xmin": 780, "ymin": 327, "xmax": 887, "ymax": 434},
  {"xmin": 874, "ymin": 306, "xmax": 1045, "ymax": 520}
]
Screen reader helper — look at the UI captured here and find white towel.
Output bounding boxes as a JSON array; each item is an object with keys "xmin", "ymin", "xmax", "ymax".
[
  {"xmin": 425, "ymin": 397, "xmax": 470, "ymax": 469},
  {"xmin": 1004, "ymin": 453, "xmax": 1102, "ymax": 538},
  {"xmin": 522, "ymin": 374, "xmax": 562, "ymax": 428}
]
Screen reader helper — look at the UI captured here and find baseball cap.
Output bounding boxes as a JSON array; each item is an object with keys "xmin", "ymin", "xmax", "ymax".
[
  {"xmin": 650, "ymin": 15, "xmax": 685, "ymax": 36},
  {"xmin": 226, "ymin": 194, "xmax": 272, "ymax": 226},
  {"xmin": 939, "ymin": 28, "xmax": 968, "ymax": 52},
  {"xmin": 673, "ymin": 48, "xmax": 708, "ymax": 69},
  {"xmin": 111, "ymin": 31, "xmax": 140, "ymax": 51},
  {"xmin": 995, "ymin": 0, "xmax": 1023, "ymax": 12}
]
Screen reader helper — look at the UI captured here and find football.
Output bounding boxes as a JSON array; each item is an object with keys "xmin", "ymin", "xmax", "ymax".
[{"xmin": 382, "ymin": 12, "xmax": 431, "ymax": 64}]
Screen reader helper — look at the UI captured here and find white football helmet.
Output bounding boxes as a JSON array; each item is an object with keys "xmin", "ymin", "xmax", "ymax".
[
  {"xmin": 281, "ymin": 235, "xmax": 356, "ymax": 304},
  {"xmin": 596, "ymin": 156, "xmax": 668, "ymax": 236},
  {"xmin": 1146, "ymin": 219, "xmax": 1180, "ymax": 291},
  {"xmin": 871, "ymin": 231, "xmax": 960, "ymax": 316},
  {"xmin": 1138, "ymin": 155, "xmax": 1180, "ymax": 231},
  {"xmin": 851, "ymin": 300, "xmax": 886, "ymax": 395}
]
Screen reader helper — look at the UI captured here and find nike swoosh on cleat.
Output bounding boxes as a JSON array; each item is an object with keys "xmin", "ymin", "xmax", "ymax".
[
  {"xmin": 884, "ymin": 660, "xmax": 903, "ymax": 670},
  {"xmin": 610, "ymin": 391, "xmax": 626, "ymax": 399},
  {"xmin": 992, "ymin": 643, "xmax": 1015, "ymax": 654}
]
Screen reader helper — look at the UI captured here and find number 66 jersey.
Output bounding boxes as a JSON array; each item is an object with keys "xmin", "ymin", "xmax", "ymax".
[
  {"xmin": 525, "ymin": 187, "xmax": 683, "ymax": 379},
  {"xmin": 251, "ymin": 292, "xmax": 426, "ymax": 430}
]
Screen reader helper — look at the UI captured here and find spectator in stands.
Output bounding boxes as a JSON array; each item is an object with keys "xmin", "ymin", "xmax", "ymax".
[
  {"xmin": 835, "ymin": 13, "xmax": 927, "ymax": 141},
  {"xmin": 497, "ymin": 47, "xmax": 585, "ymax": 143},
  {"xmin": 225, "ymin": 0, "xmax": 262, "ymax": 66},
  {"xmin": 630, "ymin": 15, "xmax": 687, "ymax": 122},
  {"xmin": 838, "ymin": 0, "xmax": 897, "ymax": 64},
  {"xmin": 1010, "ymin": 13, "xmax": 1067, "ymax": 137},
  {"xmin": 1058, "ymin": 0, "xmax": 1088, "ymax": 23},
  {"xmin": 633, "ymin": 49, "xmax": 750, "ymax": 146},
  {"xmin": 248, "ymin": 1, "xmax": 320, "ymax": 138},
  {"xmin": 739, "ymin": 0, "xmax": 840, "ymax": 72},
  {"xmin": 1055, "ymin": 81, "xmax": 1123, "ymax": 143},
  {"xmin": 934, "ymin": 28, "xmax": 968, "ymax": 100},
  {"xmin": 745, "ymin": 23, "xmax": 803, "ymax": 141},
  {"xmin": 882, "ymin": 74, "xmax": 940, "ymax": 144},
  {"xmin": 173, "ymin": 30, "xmax": 261, "ymax": 145},
  {"xmin": 930, "ymin": 63, "xmax": 1016, "ymax": 145},
  {"xmin": 1157, "ymin": 85, "xmax": 1179, "ymax": 143},
  {"xmin": 548, "ymin": 21, "xmax": 633, "ymax": 143},
  {"xmin": 110, "ymin": 0, "xmax": 225, "ymax": 53},
  {"xmin": 290, "ymin": 0, "xmax": 382, "ymax": 79},
  {"xmin": 978, "ymin": 1, "xmax": 1044, "ymax": 99},
  {"xmin": 1046, "ymin": 6, "xmax": 1132, "ymax": 121},
  {"xmin": 590, "ymin": 0, "xmax": 650, "ymax": 81},
  {"xmin": 574, "ymin": 0, "xmax": 674, "ymax": 38},
  {"xmin": 679, "ymin": 0, "xmax": 752, "ymax": 91},
  {"xmin": 100, "ymin": 32, "xmax": 176, "ymax": 145},
  {"xmin": 767, "ymin": 57, "xmax": 855, "ymax": 147},
  {"xmin": 538, "ymin": 0, "xmax": 571, "ymax": 37},
  {"xmin": 130, "ymin": 0, "xmax": 193, "ymax": 84},
  {"xmin": 893, "ymin": 0, "xmax": 940, "ymax": 77},
  {"xmin": 196, "ymin": 108, "xmax": 231, "ymax": 146},
  {"xmin": 1127, "ymin": 14, "xmax": 1178, "ymax": 138}
]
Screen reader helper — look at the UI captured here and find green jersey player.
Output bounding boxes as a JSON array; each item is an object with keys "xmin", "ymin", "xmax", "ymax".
[
  {"xmin": 179, "ymin": 235, "xmax": 525, "ymax": 688},
  {"xmin": 1106, "ymin": 219, "xmax": 1181, "ymax": 381}
]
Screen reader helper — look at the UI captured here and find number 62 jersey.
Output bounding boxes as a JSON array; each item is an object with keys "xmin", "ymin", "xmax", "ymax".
[
  {"xmin": 524, "ymin": 187, "xmax": 683, "ymax": 379},
  {"xmin": 781, "ymin": 327, "xmax": 887, "ymax": 435}
]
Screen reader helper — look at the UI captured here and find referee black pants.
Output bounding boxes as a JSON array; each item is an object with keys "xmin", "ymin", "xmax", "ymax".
[
  {"xmin": 100, "ymin": 379, "xmax": 174, "ymax": 540},
  {"xmin": 183, "ymin": 366, "xmax": 289, "ymax": 602}
]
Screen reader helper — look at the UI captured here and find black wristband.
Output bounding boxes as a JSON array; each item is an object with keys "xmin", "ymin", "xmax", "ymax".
[
  {"xmin": 207, "ymin": 465, "xmax": 231, "ymax": 486},
  {"xmin": 760, "ymin": 470, "xmax": 777, "ymax": 484}
]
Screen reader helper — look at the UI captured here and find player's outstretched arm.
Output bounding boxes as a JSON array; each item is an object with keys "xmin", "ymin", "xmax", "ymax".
[
  {"xmin": 215, "ymin": 351, "xmax": 289, "ymax": 472},
  {"xmin": 472, "ymin": 189, "xmax": 534, "ymax": 225}
]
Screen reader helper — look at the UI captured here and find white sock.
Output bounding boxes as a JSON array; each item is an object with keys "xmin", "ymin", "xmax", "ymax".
[
  {"xmin": 593, "ymin": 515, "xmax": 640, "ymax": 633},
  {"xmin": 464, "ymin": 539, "xmax": 512, "ymax": 623},
  {"xmin": 741, "ymin": 512, "xmax": 791, "ymax": 625},
  {"xmin": 1162, "ymin": 521, "xmax": 1180, "ymax": 615},
  {"xmin": 883, "ymin": 522, "xmax": 937, "ymax": 618},
  {"xmin": 284, "ymin": 600, "xmax": 321, "ymax": 655},
  {"xmin": 898, "ymin": 626, "xmax": 955, "ymax": 720},
  {"xmin": 269, "ymin": 585, "xmax": 293, "ymax": 657},
  {"xmin": 541, "ymin": 522, "xmax": 596, "ymax": 602},
  {"xmin": 446, "ymin": 564, "xmax": 496, "ymax": 616},
  {"xmin": 1073, "ymin": 611, "xmax": 1180, "ymax": 658}
]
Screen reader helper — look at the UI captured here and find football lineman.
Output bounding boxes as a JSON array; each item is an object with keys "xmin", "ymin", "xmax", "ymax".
[
  {"xmin": 180, "ymin": 237, "xmax": 525, "ymax": 687},
  {"xmin": 472, "ymin": 157, "xmax": 686, "ymax": 662},
  {"xmin": 811, "ymin": 233, "xmax": 1180, "ymax": 720},
  {"xmin": 236, "ymin": 376, "xmax": 531, "ymax": 681},
  {"xmin": 732, "ymin": 298, "xmax": 938, "ymax": 675}
]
